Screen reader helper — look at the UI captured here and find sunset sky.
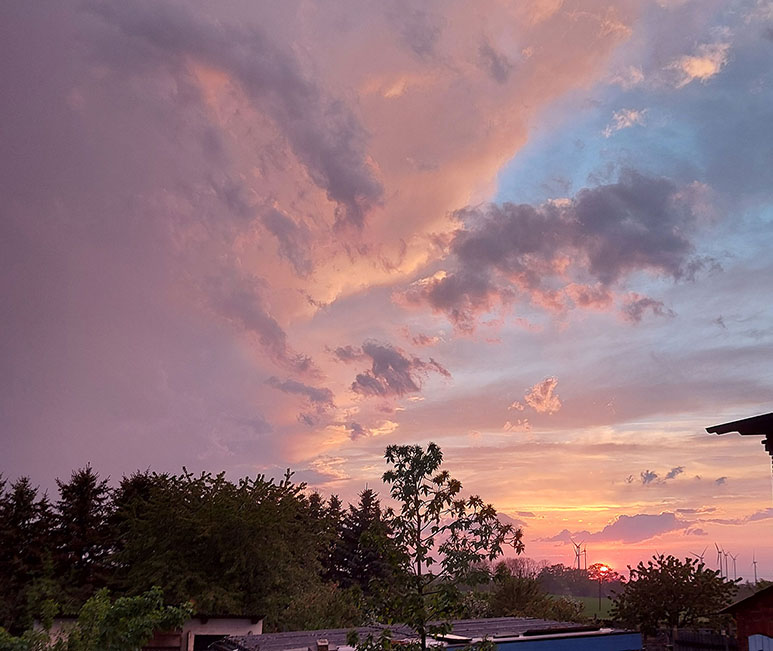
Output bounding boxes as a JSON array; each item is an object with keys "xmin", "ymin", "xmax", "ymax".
[{"xmin": 3, "ymin": 0, "xmax": 773, "ymax": 579}]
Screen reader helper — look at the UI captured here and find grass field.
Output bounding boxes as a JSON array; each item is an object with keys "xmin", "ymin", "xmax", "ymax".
[{"xmin": 551, "ymin": 595, "xmax": 614, "ymax": 619}]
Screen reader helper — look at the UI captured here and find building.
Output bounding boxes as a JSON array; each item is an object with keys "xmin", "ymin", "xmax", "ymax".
[
  {"xmin": 45, "ymin": 614, "xmax": 263, "ymax": 651},
  {"xmin": 720, "ymin": 584, "xmax": 773, "ymax": 651},
  {"xmin": 214, "ymin": 617, "xmax": 642, "ymax": 651}
]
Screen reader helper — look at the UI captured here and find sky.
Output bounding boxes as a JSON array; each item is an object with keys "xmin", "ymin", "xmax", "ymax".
[{"xmin": 2, "ymin": 0, "xmax": 773, "ymax": 580}]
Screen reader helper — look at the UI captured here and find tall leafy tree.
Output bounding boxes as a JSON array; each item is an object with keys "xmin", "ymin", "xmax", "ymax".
[
  {"xmin": 381, "ymin": 443, "xmax": 524, "ymax": 650},
  {"xmin": 611, "ymin": 554, "xmax": 737, "ymax": 642}
]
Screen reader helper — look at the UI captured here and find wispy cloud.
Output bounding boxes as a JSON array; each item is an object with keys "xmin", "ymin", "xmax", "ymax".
[
  {"xmin": 603, "ymin": 108, "xmax": 648, "ymax": 137},
  {"xmin": 667, "ymin": 42, "xmax": 730, "ymax": 88}
]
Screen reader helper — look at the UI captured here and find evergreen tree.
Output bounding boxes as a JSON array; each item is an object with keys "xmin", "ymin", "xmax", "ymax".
[
  {"xmin": 0, "ymin": 477, "xmax": 56, "ymax": 632},
  {"xmin": 334, "ymin": 489, "xmax": 405, "ymax": 597},
  {"xmin": 54, "ymin": 466, "xmax": 113, "ymax": 610}
]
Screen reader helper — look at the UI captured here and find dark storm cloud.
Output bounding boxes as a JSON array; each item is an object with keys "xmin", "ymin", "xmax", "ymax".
[
  {"xmin": 402, "ymin": 170, "xmax": 707, "ymax": 330},
  {"xmin": 91, "ymin": 1, "xmax": 382, "ymax": 229},
  {"xmin": 351, "ymin": 341, "xmax": 450, "ymax": 398}
]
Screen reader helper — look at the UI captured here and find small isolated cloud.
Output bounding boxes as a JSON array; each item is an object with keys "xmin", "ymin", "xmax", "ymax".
[
  {"xmin": 503, "ymin": 418, "xmax": 531, "ymax": 432},
  {"xmin": 509, "ymin": 400, "xmax": 526, "ymax": 411},
  {"xmin": 331, "ymin": 345, "xmax": 366, "ymax": 362},
  {"xmin": 685, "ymin": 528, "xmax": 708, "ymax": 536},
  {"xmin": 524, "ymin": 377, "xmax": 562, "ymax": 414},
  {"xmin": 622, "ymin": 293, "xmax": 675, "ymax": 323},
  {"xmin": 668, "ymin": 42, "xmax": 730, "ymax": 88},
  {"xmin": 603, "ymin": 108, "xmax": 647, "ymax": 137},
  {"xmin": 641, "ymin": 469, "xmax": 659, "ymax": 485},
  {"xmin": 665, "ymin": 466, "xmax": 685, "ymax": 480},
  {"xmin": 409, "ymin": 331, "xmax": 443, "ymax": 347},
  {"xmin": 715, "ymin": 476, "xmax": 727, "ymax": 485},
  {"xmin": 351, "ymin": 341, "xmax": 450, "ymax": 398}
]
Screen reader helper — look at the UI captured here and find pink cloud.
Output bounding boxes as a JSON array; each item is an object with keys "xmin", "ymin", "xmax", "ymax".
[{"xmin": 524, "ymin": 377, "xmax": 562, "ymax": 415}]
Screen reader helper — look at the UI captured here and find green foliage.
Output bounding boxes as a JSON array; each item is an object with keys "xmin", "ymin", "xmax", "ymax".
[
  {"xmin": 330, "ymin": 489, "xmax": 407, "ymax": 598},
  {"xmin": 64, "ymin": 588, "xmax": 191, "ymax": 651},
  {"xmin": 489, "ymin": 561, "xmax": 585, "ymax": 623},
  {"xmin": 0, "ymin": 628, "xmax": 50, "ymax": 651},
  {"xmin": 380, "ymin": 443, "xmax": 524, "ymax": 650},
  {"xmin": 0, "ymin": 588, "xmax": 191, "ymax": 651},
  {"xmin": 111, "ymin": 468, "xmax": 334, "ymax": 630},
  {"xmin": 611, "ymin": 554, "xmax": 738, "ymax": 636}
]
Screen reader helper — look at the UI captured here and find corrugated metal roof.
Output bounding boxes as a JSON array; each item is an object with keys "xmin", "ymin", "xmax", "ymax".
[{"xmin": 221, "ymin": 617, "xmax": 604, "ymax": 651}]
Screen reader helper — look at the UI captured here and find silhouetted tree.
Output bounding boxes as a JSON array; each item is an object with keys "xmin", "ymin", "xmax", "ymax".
[
  {"xmin": 333, "ymin": 488, "xmax": 406, "ymax": 597},
  {"xmin": 54, "ymin": 466, "xmax": 113, "ymax": 609},
  {"xmin": 611, "ymin": 554, "xmax": 737, "ymax": 642},
  {"xmin": 0, "ymin": 477, "xmax": 56, "ymax": 632},
  {"xmin": 380, "ymin": 443, "xmax": 523, "ymax": 651}
]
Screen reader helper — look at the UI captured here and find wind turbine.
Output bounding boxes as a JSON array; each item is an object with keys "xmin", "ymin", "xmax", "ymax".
[
  {"xmin": 723, "ymin": 550, "xmax": 730, "ymax": 579},
  {"xmin": 753, "ymin": 552, "xmax": 759, "ymax": 584},
  {"xmin": 730, "ymin": 553, "xmax": 738, "ymax": 581},
  {"xmin": 583, "ymin": 544, "xmax": 588, "ymax": 571},
  {"xmin": 715, "ymin": 543, "xmax": 723, "ymax": 576},
  {"xmin": 571, "ymin": 540, "xmax": 584, "ymax": 571},
  {"xmin": 689, "ymin": 546, "xmax": 708, "ymax": 564}
]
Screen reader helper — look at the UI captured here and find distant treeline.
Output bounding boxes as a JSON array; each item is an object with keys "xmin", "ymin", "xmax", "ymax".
[{"xmin": 0, "ymin": 466, "xmax": 614, "ymax": 635}]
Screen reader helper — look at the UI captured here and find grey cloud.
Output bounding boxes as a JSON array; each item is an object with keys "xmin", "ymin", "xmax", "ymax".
[
  {"xmin": 677, "ymin": 507, "xmax": 716, "ymax": 514},
  {"xmin": 297, "ymin": 413, "xmax": 316, "ymax": 427},
  {"xmin": 332, "ymin": 345, "xmax": 366, "ymax": 362},
  {"xmin": 402, "ymin": 170, "xmax": 706, "ymax": 330},
  {"xmin": 622, "ymin": 295, "xmax": 675, "ymax": 323},
  {"xmin": 261, "ymin": 208, "xmax": 312, "ymax": 276},
  {"xmin": 706, "ymin": 508, "xmax": 773, "ymax": 525},
  {"xmin": 389, "ymin": 6, "xmax": 443, "ymax": 58},
  {"xmin": 266, "ymin": 377, "xmax": 334, "ymax": 407},
  {"xmin": 715, "ymin": 476, "xmax": 727, "ymax": 485},
  {"xmin": 479, "ymin": 41, "xmax": 513, "ymax": 84},
  {"xmin": 665, "ymin": 466, "xmax": 685, "ymax": 480},
  {"xmin": 641, "ymin": 469, "xmax": 658, "ymax": 485},
  {"xmin": 92, "ymin": 1, "xmax": 382, "ymax": 229},
  {"xmin": 207, "ymin": 275, "xmax": 313, "ymax": 373},
  {"xmin": 542, "ymin": 512, "xmax": 687, "ymax": 544},
  {"xmin": 351, "ymin": 341, "xmax": 450, "ymax": 398}
]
